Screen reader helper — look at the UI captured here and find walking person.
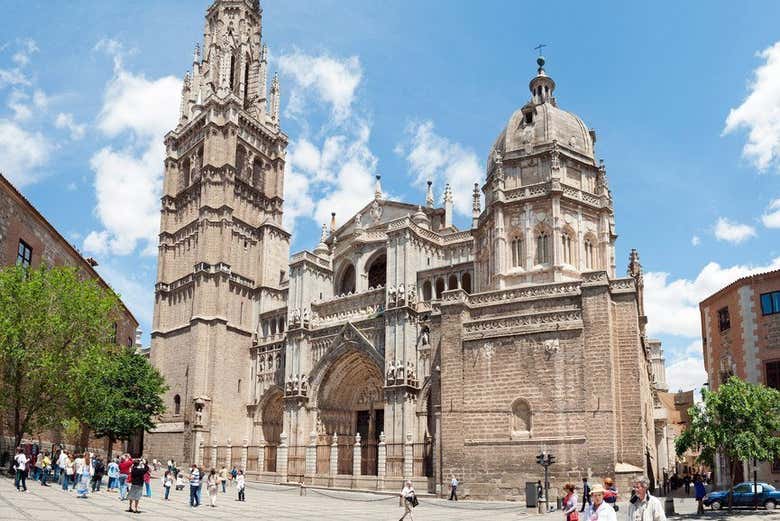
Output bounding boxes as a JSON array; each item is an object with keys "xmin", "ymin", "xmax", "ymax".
[
  {"xmin": 52, "ymin": 447, "xmax": 61, "ymax": 483},
  {"xmin": 127, "ymin": 458, "xmax": 147, "ymax": 514},
  {"xmin": 39, "ymin": 451, "xmax": 51, "ymax": 487},
  {"xmin": 563, "ymin": 483, "xmax": 579, "ymax": 521},
  {"xmin": 219, "ymin": 465, "xmax": 228, "ymax": 493},
  {"xmin": 603, "ymin": 477, "xmax": 618, "ymax": 511},
  {"xmin": 13, "ymin": 447, "xmax": 28, "ymax": 492},
  {"xmin": 118, "ymin": 454, "xmax": 133, "ymax": 500},
  {"xmin": 107, "ymin": 457, "xmax": 119, "ymax": 492},
  {"xmin": 56, "ymin": 447, "xmax": 68, "ymax": 486},
  {"xmin": 585, "ymin": 484, "xmax": 616, "ymax": 521},
  {"xmin": 34, "ymin": 452, "xmax": 44, "ymax": 482},
  {"xmin": 399, "ymin": 480, "xmax": 417, "ymax": 521},
  {"xmin": 236, "ymin": 470, "xmax": 245, "ymax": 502},
  {"xmin": 449, "ymin": 476, "xmax": 458, "ymax": 500},
  {"xmin": 62, "ymin": 451, "xmax": 74, "ymax": 491},
  {"xmin": 627, "ymin": 476, "xmax": 667, "ymax": 521},
  {"xmin": 188, "ymin": 464, "xmax": 201, "ymax": 507},
  {"xmin": 75, "ymin": 452, "xmax": 92, "ymax": 498},
  {"xmin": 162, "ymin": 470, "xmax": 173, "ymax": 500},
  {"xmin": 207, "ymin": 469, "xmax": 219, "ymax": 507},
  {"xmin": 92, "ymin": 456, "xmax": 105, "ymax": 492},
  {"xmin": 580, "ymin": 477, "xmax": 591, "ymax": 512},
  {"xmin": 694, "ymin": 475, "xmax": 706, "ymax": 515},
  {"xmin": 143, "ymin": 462, "xmax": 152, "ymax": 497}
]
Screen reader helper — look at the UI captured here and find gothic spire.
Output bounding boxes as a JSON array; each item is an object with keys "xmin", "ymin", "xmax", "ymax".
[
  {"xmin": 443, "ymin": 184, "xmax": 453, "ymax": 228},
  {"xmin": 270, "ymin": 72, "xmax": 280, "ymax": 124},
  {"xmin": 425, "ymin": 180, "xmax": 434, "ymax": 208},
  {"xmin": 472, "ymin": 182, "xmax": 481, "ymax": 228},
  {"xmin": 374, "ymin": 174, "xmax": 383, "ymax": 200}
]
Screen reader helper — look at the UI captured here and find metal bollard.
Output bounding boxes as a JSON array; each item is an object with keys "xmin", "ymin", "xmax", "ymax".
[{"xmin": 664, "ymin": 497, "xmax": 675, "ymax": 516}]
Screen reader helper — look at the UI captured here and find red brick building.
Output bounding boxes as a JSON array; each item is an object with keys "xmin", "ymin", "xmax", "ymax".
[
  {"xmin": 0, "ymin": 173, "xmax": 139, "ymax": 451},
  {"xmin": 700, "ymin": 269, "xmax": 780, "ymax": 486}
]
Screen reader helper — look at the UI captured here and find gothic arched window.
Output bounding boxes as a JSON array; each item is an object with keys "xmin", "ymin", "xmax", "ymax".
[
  {"xmin": 535, "ymin": 230, "xmax": 550, "ymax": 265},
  {"xmin": 422, "ymin": 280, "xmax": 432, "ymax": 301},
  {"xmin": 584, "ymin": 235, "xmax": 597, "ymax": 269},
  {"xmin": 461, "ymin": 272, "xmax": 472, "ymax": 294},
  {"xmin": 448, "ymin": 274, "xmax": 458, "ymax": 291},
  {"xmin": 174, "ymin": 394, "xmax": 181, "ymax": 415},
  {"xmin": 236, "ymin": 145, "xmax": 247, "ymax": 179},
  {"xmin": 252, "ymin": 158, "xmax": 264, "ymax": 191},
  {"xmin": 181, "ymin": 158, "xmax": 191, "ymax": 189},
  {"xmin": 367, "ymin": 253, "xmax": 387, "ymax": 289},
  {"xmin": 337, "ymin": 264, "xmax": 356, "ymax": 295},
  {"xmin": 511, "ymin": 236, "xmax": 525, "ymax": 268},
  {"xmin": 510, "ymin": 398, "xmax": 531, "ymax": 438},
  {"xmin": 434, "ymin": 278, "xmax": 445, "ymax": 299},
  {"xmin": 561, "ymin": 231, "xmax": 573, "ymax": 265}
]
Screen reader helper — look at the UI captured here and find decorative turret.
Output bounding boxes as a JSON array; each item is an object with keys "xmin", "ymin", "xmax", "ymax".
[
  {"xmin": 313, "ymin": 224, "xmax": 330, "ymax": 257},
  {"xmin": 472, "ymin": 183, "xmax": 481, "ymax": 228},
  {"xmin": 258, "ymin": 44, "xmax": 268, "ymax": 110},
  {"xmin": 179, "ymin": 72, "xmax": 192, "ymax": 124},
  {"xmin": 374, "ymin": 175, "xmax": 383, "ymax": 200},
  {"xmin": 425, "ymin": 180, "xmax": 434, "ymax": 208},
  {"xmin": 412, "ymin": 205, "xmax": 430, "ymax": 229},
  {"xmin": 529, "ymin": 55, "xmax": 556, "ymax": 106},
  {"xmin": 270, "ymin": 72, "xmax": 280, "ymax": 124},
  {"xmin": 330, "ymin": 212, "xmax": 337, "ymax": 234},
  {"xmin": 443, "ymin": 184, "xmax": 453, "ymax": 229}
]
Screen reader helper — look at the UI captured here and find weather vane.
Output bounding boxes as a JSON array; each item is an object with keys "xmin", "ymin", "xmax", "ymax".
[{"xmin": 534, "ymin": 43, "xmax": 547, "ymax": 56}]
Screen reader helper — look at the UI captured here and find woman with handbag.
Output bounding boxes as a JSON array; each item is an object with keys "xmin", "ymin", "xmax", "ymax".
[
  {"xmin": 563, "ymin": 483, "xmax": 579, "ymax": 521},
  {"xmin": 399, "ymin": 480, "xmax": 416, "ymax": 520}
]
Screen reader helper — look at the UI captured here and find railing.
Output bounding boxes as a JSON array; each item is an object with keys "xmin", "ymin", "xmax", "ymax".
[
  {"xmin": 413, "ymin": 442, "xmax": 433, "ymax": 478},
  {"xmin": 337, "ymin": 436, "xmax": 354, "ymax": 475},
  {"xmin": 202, "ymin": 448, "xmax": 211, "ymax": 469},
  {"xmin": 246, "ymin": 446, "xmax": 260, "ymax": 472},
  {"xmin": 385, "ymin": 443, "xmax": 404, "ymax": 477},
  {"xmin": 265, "ymin": 444, "xmax": 277, "ymax": 472},
  {"xmin": 362, "ymin": 439, "xmax": 378, "ymax": 476},
  {"xmin": 217, "ymin": 446, "xmax": 228, "ymax": 468},
  {"xmin": 316, "ymin": 437, "xmax": 331, "ymax": 475}
]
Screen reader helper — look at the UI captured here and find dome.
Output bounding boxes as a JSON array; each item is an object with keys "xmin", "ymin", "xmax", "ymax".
[{"xmin": 489, "ymin": 62, "xmax": 596, "ymax": 170}]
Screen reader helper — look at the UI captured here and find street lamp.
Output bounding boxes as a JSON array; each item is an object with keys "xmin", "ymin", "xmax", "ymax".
[{"xmin": 536, "ymin": 451, "xmax": 556, "ymax": 511}]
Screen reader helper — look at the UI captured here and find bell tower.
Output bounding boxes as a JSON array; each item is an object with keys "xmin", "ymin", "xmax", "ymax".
[{"xmin": 148, "ymin": 0, "xmax": 290, "ymax": 464}]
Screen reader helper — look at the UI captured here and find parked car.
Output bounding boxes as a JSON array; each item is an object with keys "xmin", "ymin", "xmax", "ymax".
[{"xmin": 703, "ymin": 482, "xmax": 780, "ymax": 510}]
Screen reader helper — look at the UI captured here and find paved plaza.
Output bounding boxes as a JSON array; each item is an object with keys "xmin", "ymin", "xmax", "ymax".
[{"xmin": 1, "ymin": 476, "xmax": 780, "ymax": 521}]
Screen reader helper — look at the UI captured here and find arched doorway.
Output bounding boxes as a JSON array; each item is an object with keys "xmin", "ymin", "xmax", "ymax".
[
  {"xmin": 366, "ymin": 253, "xmax": 386, "ymax": 288},
  {"xmin": 316, "ymin": 349, "xmax": 384, "ymax": 475},
  {"xmin": 337, "ymin": 264, "xmax": 356, "ymax": 295},
  {"xmin": 261, "ymin": 389, "xmax": 283, "ymax": 472}
]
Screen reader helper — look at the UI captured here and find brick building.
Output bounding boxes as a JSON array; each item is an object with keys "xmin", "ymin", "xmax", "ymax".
[
  {"xmin": 700, "ymin": 269, "xmax": 780, "ymax": 487},
  {"xmin": 0, "ymin": 172, "xmax": 139, "ymax": 451},
  {"xmin": 146, "ymin": 0, "xmax": 664, "ymax": 500}
]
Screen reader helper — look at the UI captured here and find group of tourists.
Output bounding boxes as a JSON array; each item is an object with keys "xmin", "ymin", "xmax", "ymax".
[
  {"xmin": 11, "ymin": 446, "xmax": 247, "ymax": 514},
  {"xmin": 561, "ymin": 476, "xmax": 666, "ymax": 521}
]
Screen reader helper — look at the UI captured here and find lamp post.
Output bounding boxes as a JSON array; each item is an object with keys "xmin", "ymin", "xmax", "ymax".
[{"xmin": 536, "ymin": 451, "xmax": 556, "ymax": 511}]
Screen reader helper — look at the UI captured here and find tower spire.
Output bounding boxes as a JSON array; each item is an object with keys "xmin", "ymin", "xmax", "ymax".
[
  {"xmin": 472, "ymin": 182, "xmax": 481, "ymax": 228},
  {"xmin": 270, "ymin": 72, "xmax": 280, "ymax": 124},
  {"xmin": 425, "ymin": 180, "xmax": 434, "ymax": 208},
  {"xmin": 443, "ymin": 184, "xmax": 453, "ymax": 228},
  {"xmin": 374, "ymin": 174, "xmax": 383, "ymax": 200},
  {"xmin": 529, "ymin": 54, "xmax": 556, "ymax": 105}
]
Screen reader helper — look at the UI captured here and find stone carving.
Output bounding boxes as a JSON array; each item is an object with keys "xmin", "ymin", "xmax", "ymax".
[
  {"xmin": 354, "ymin": 212, "xmax": 363, "ymax": 229},
  {"xmin": 387, "ymin": 285, "xmax": 396, "ymax": 305},
  {"xmin": 551, "ymin": 139, "xmax": 560, "ymax": 170},
  {"xmin": 493, "ymin": 149, "xmax": 504, "ymax": 181},
  {"xmin": 544, "ymin": 338, "xmax": 560, "ymax": 359},
  {"xmin": 397, "ymin": 283, "xmax": 405, "ymax": 304},
  {"xmin": 463, "ymin": 310, "xmax": 582, "ymax": 335},
  {"xmin": 291, "ymin": 308, "xmax": 301, "ymax": 326},
  {"xmin": 370, "ymin": 200, "xmax": 383, "ymax": 222},
  {"xmin": 420, "ymin": 328, "xmax": 430, "ymax": 347}
]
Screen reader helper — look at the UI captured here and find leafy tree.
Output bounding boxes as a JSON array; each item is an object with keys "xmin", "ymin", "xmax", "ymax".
[
  {"xmin": 676, "ymin": 376, "xmax": 780, "ymax": 509},
  {"xmin": 0, "ymin": 265, "xmax": 119, "ymax": 449},
  {"xmin": 72, "ymin": 345, "xmax": 167, "ymax": 459}
]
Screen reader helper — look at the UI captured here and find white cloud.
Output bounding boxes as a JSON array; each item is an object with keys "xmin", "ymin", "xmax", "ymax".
[
  {"xmin": 691, "ymin": 235, "xmax": 701, "ymax": 246},
  {"xmin": 762, "ymin": 198, "xmax": 780, "ymax": 228},
  {"xmin": 0, "ymin": 39, "xmax": 36, "ymax": 88},
  {"xmin": 666, "ymin": 355, "xmax": 708, "ymax": 394},
  {"xmin": 397, "ymin": 120, "xmax": 482, "ymax": 217},
  {"xmin": 724, "ymin": 41, "xmax": 780, "ymax": 171},
  {"xmin": 55, "ymin": 112, "xmax": 86, "ymax": 140},
  {"xmin": 0, "ymin": 118, "xmax": 51, "ymax": 186},
  {"xmin": 279, "ymin": 51, "xmax": 362, "ymax": 122},
  {"xmin": 84, "ymin": 42, "xmax": 180, "ymax": 257},
  {"xmin": 645, "ymin": 257, "xmax": 780, "ymax": 338},
  {"xmin": 713, "ymin": 217, "xmax": 756, "ymax": 244},
  {"xmin": 94, "ymin": 262, "xmax": 154, "ymax": 331}
]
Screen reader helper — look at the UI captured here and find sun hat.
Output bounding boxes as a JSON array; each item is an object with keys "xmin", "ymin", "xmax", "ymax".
[{"xmin": 590, "ymin": 484, "xmax": 606, "ymax": 495}]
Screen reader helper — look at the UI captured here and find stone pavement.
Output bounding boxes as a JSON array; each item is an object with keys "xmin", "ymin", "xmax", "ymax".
[{"xmin": 1, "ymin": 476, "xmax": 779, "ymax": 521}]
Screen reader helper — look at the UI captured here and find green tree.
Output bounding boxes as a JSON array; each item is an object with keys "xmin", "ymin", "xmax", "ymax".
[
  {"xmin": 676, "ymin": 376, "xmax": 780, "ymax": 509},
  {"xmin": 0, "ymin": 265, "xmax": 119, "ymax": 448},
  {"xmin": 72, "ymin": 345, "xmax": 167, "ymax": 459}
]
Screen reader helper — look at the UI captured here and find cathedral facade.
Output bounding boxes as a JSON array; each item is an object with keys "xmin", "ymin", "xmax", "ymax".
[{"xmin": 146, "ymin": 0, "xmax": 664, "ymax": 500}]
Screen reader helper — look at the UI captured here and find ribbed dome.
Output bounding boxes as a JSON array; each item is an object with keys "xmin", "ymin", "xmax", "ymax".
[{"xmin": 492, "ymin": 103, "xmax": 595, "ymax": 164}]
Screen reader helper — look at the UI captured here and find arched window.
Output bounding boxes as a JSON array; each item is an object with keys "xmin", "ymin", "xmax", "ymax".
[
  {"xmin": 422, "ymin": 280, "xmax": 432, "ymax": 301},
  {"xmin": 243, "ymin": 57, "xmax": 250, "ymax": 105},
  {"xmin": 181, "ymin": 158, "xmax": 191, "ymax": 189},
  {"xmin": 561, "ymin": 231, "xmax": 573, "ymax": 265},
  {"xmin": 367, "ymin": 253, "xmax": 387, "ymax": 288},
  {"xmin": 337, "ymin": 264, "xmax": 356, "ymax": 294},
  {"xmin": 511, "ymin": 236, "xmax": 525, "ymax": 268},
  {"xmin": 174, "ymin": 394, "xmax": 181, "ymax": 415},
  {"xmin": 237, "ymin": 379, "xmax": 242, "ymax": 393},
  {"xmin": 448, "ymin": 274, "xmax": 458, "ymax": 291},
  {"xmin": 434, "ymin": 278, "xmax": 445, "ymax": 299},
  {"xmin": 252, "ymin": 158, "xmax": 264, "ymax": 191},
  {"xmin": 236, "ymin": 145, "xmax": 246, "ymax": 179},
  {"xmin": 584, "ymin": 236, "xmax": 597, "ymax": 269},
  {"xmin": 535, "ymin": 230, "xmax": 550, "ymax": 265},
  {"xmin": 510, "ymin": 398, "xmax": 531, "ymax": 438},
  {"xmin": 461, "ymin": 272, "xmax": 472, "ymax": 294},
  {"xmin": 229, "ymin": 54, "xmax": 236, "ymax": 91}
]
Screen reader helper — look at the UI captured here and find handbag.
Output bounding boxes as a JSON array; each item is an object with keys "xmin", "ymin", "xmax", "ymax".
[{"xmin": 410, "ymin": 493, "xmax": 419, "ymax": 507}]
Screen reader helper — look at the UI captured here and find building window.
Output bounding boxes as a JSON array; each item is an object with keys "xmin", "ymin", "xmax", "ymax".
[
  {"xmin": 174, "ymin": 394, "xmax": 181, "ymax": 415},
  {"xmin": 16, "ymin": 240, "xmax": 32, "ymax": 268},
  {"xmin": 110, "ymin": 322, "xmax": 118, "ymax": 344},
  {"xmin": 584, "ymin": 238, "xmax": 596, "ymax": 269},
  {"xmin": 422, "ymin": 280, "xmax": 432, "ymax": 301},
  {"xmin": 717, "ymin": 307, "xmax": 730, "ymax": 332},
  {"xmin": 767, "ymin": 361, "xmax": 780, "ymax": 390},
  {"xmin": 535, "ymin": 231, "xmax": 550, "ymax": 265},
  {"xmin": 510, "ymin": 398, "xmax": 532, "ymax": 438},
  {"xmin": 760, "ymin": 291, "xmax": 780, "ymax": 316},
  {"xmin": 511, "ymin": 236, "xmax": 525, "ymax": 268},
  {"xmin": 561, "ymin": 232, "xmax": 573, "ymax": 265}
]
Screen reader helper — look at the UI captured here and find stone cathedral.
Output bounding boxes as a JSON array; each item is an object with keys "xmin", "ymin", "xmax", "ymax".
[{"xmin": 147, "ymin": 0, "xmax": 665, "ymax": 500}]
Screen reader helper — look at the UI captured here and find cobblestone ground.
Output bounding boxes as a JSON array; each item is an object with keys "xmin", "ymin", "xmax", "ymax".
[{"xmin": 1, "ymin": 476, "xmax": 779, "ymax": 521}]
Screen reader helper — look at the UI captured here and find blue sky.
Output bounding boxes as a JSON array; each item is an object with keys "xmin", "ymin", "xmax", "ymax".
[{"xmin": 2, "ymin": 1, "xmax": 779, "ymax": 393}]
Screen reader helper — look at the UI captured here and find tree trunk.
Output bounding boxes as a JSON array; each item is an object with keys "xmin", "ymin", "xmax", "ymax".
[
  {"xmin": 107, "ymin": 436, "xmax": 115, "ymax": 461},
  {"xmin": 728, "ymin": 459, "xmax": 735, "ymax": 510}
]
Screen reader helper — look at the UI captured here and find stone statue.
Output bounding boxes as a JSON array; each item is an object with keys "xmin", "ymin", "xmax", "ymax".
[
  {"xmin": 388, "ymin": 285, "xmax": 396, "ymax": 304},
  {"xmin": 302, "ymin": 308, "xmax": 310, "ymax": 324},
  {"xmin": 421, "ymin": 328, "xmax": 430, "ymax": 347},
  {"xmin": 398, "ymin": 283, "xmax": 405, "ymax": 303},
  {"xmin": 354, "ymin": 212, "xmax": 362, "ymax": 228},
  {"xmin": 292, "ymin": 308, "xmax": 301, "ymax": 324},
  {"xmin": 195, "ymin": 406, "xmax": 203, "ymax": 426},
  {"xmin": 407, "ymin": 284, "xmax": 416, "ymax": 304}
]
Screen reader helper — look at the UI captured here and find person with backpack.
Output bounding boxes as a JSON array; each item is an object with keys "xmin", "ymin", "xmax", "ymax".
[
  {"xmin": 14, "ymin": 447, "xmax": 28, "ymax": 492},
  {"xmin": 91, "ymin": 455, "xmax": 105, "ymax": 492}
]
